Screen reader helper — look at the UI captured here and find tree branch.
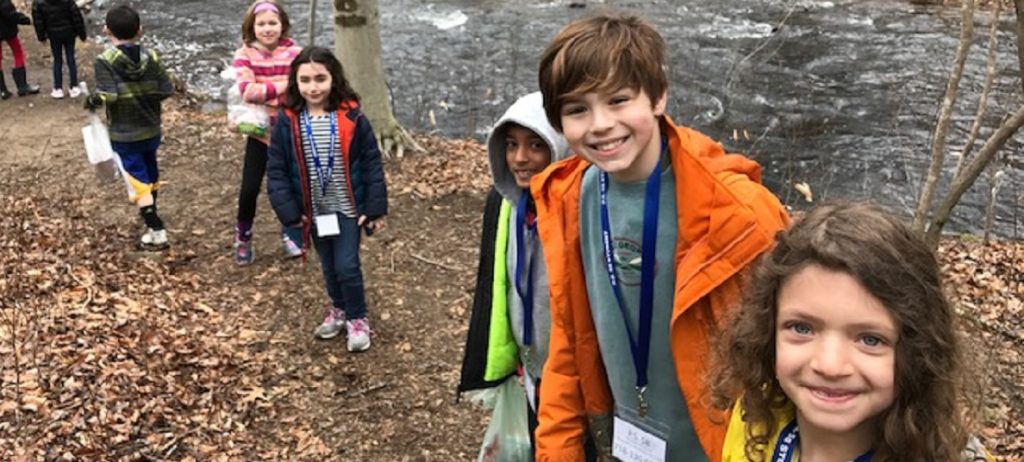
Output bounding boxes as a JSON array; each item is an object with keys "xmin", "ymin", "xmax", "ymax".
[
  {"xmin": 925, "ymin": 104, "xmax": 1024, "ymax": 247},
  {"xmin": 955, "ymin": 1, "xmax": 1001, "ymax": 180},
  {"xmin": 914, "ymin": 0, "xmax": 976, "ymax": 233}
]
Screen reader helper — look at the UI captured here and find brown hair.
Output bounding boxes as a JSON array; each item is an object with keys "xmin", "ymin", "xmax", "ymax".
[
  {"xmin": 241, "ymin": 0, "xmax": 291, "ymax": 45},
  {"xmin": 710, "ymin": 201, "xmax": 972, "ymax": 462},
  {"xmin": 537, "ymin": 11, "xmax": 667, "ymax": 132}
]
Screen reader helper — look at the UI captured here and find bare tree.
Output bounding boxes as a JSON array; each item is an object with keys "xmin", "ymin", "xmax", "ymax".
[
  {"xmin": 332, "ymin": 0, "xmax": 421, "ymax": 158},
  {"xmin": 913, "ymin": 0, "xmax": 975, "ymax": 233},
  {"xmin": 914, "ymin": 0, "xmax": 1024, "ymax": 248}
]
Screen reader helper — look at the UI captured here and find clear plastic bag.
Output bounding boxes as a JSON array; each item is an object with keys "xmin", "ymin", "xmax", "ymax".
[
  {"xmin": 477, "ymin": 377, "xmax": 532, "ymax": 462},
  {"xmin": 220, "ymin": 67, "xmax": 269, "ymax": 138},
  {"xmin": 81, "ymin": 111, "xmax": 120, "ymax": 183}
]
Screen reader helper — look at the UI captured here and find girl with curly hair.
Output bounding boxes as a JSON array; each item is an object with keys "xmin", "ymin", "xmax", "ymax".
[{"xmin": 712, "ymin": 202, "xmax": 992, "ymax": 462}]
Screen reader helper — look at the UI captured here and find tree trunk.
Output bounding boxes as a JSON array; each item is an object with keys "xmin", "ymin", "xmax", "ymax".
[
  {"xmin": 1015, "ymin": 0, "xmax": 1024, "ymax": 94},
  {"xmin": 913, "ymin": 0, "xmax": 975, "ymax": 233},
  {"xmin": 308, "ymin": 0, "xmax": 317, "ymax": 46},
  {"xmin": 924, "ymin": 104, "xmax": 1024, "ymax": 248},
  {"xmin": 332, "ymin": 0, "xmax": 421, "ymax": 158}
]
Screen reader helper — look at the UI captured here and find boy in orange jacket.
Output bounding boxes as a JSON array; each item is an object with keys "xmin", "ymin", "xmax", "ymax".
[{"xmin": 532, "ymin": 12, "xmax": 789, "ymax": 461}]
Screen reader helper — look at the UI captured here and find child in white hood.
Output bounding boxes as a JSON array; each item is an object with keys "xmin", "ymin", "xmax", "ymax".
[{"xmin": 459, "ymin": 92, "xmax": 596, "ymax": 459}]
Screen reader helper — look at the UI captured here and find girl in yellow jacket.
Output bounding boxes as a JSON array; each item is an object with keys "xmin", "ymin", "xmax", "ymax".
[{"xmin": 711, "ymin": 202, "xmax": 994, "ymax": 462}]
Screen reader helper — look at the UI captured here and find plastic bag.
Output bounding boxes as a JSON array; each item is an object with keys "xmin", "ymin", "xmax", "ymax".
[
  {"xmin": 477, "ymin": 377, "xmax": 532, "ymax": 462},
  {"xmin": 82, "ymin": 112, "xmax": 120, "ymax": 183},
  {"xmin": 220, "ymin": 67, "xmax": 270, "ymax": 137}
]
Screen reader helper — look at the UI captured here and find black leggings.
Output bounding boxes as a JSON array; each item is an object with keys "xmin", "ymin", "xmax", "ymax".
[{"xmin": 236, "ymin": 137, "xmax": 268, "ymax": 223}]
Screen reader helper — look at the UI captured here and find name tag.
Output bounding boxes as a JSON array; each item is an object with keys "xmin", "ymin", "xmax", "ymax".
[
  {"xmin": 613, "ymin": 416, "xmax": 666, "ymax": 462},
  {"xmin": 523, "ymin": 366, "xmax": 537, "ymax": 412},
  {"xmin": 315, "ymin": 213, "xmax": 340, "ymax": 237}
]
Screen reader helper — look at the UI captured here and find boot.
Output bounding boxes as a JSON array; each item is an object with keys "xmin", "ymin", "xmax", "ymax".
[
  {"xmin": 12, "ymin": 67, "xmax": 40, "ymax": 96},
  {"xmin": 0, "ymin": 73, "xmax": 10, "ymax": 100}
]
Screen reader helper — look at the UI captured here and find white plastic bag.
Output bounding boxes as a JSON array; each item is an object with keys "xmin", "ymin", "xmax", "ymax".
[
  {"xmin": 477, "ymin": 377, "xmax": 532, "ymax": 462},
  {"xmin": 82, "ymin": 112, "xmax": 120, "ymax": 182},
  {"xmin": 221, "ymin": 67, "xmax": 270, "ymax": 137}
]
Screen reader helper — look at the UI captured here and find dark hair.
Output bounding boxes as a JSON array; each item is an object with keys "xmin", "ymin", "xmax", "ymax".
[
  {"xmin": 284, "ymin": 46, "xmax": 360, "ymax": 113},
  {"xmin": 240, "ymin": 0, "xmax": 290, "ymax": 44},
  {"xmin": 538, "ymin": 11, "xmax": 668, "ymax": 132},
  {"xmin": 710, "ymin": 201, "xmax": 972, "ymax": 462},
  {"xmin": 105, "ymin": 4, "xmax": 141, "ymax": 40}
]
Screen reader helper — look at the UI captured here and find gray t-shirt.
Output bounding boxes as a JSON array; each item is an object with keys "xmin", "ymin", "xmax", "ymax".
[{"xmin": 579, "ymin": 160, "xmax": 707, "ymax": 461}]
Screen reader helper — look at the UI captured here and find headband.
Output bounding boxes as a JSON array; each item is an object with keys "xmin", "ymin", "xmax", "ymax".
[{"xmin": 253, "ymin": 2, "xmax": 279, "ymax": 15}]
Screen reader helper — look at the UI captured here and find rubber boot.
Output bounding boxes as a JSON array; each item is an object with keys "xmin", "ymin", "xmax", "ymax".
[
  {"xmin": 12, "ymin": 67, "xmax": 40, "ymax": 96},
  {"xmin": 0, "ymin": 73, "xmax": 10, "ymax": 100}
]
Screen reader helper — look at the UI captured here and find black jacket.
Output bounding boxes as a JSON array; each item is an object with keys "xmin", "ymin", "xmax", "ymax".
[
  {"xmin": 0, "ymin": 0, "xmax": 31, "ymax": 41},
  {"xmin": 32, "ymin": 0, "xmax": 85, "ymax": 42}
]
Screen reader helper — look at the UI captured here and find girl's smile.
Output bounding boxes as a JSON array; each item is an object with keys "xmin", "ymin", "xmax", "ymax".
[
  {"xmin": 774, "ymin": 263, "xmax": 898, "ymax": 455},
  {"xmin": 253, "ymin": 10, "xmax": 282, "ymax": 49},
  {"xmin": 296, "ymin": 61, "xmax": 332, "ymax": 113}
]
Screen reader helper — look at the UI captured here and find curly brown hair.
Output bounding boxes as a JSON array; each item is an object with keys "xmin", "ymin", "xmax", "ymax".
[{"xmin": 710, "ymin": 201, "xmax": 972, "ymax": 462}]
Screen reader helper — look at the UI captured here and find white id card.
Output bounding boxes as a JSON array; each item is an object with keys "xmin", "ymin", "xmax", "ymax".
[
  {"xmin": 314, "ymin": 213, "xmax": 340, "ymax": 237},
  {"xmin": 613, "ymin": 416, "xmax": 667, "ymax": 462},
  {"xmin": 523, "ymin": 366, "xmax": 537, "ymax": 412}
]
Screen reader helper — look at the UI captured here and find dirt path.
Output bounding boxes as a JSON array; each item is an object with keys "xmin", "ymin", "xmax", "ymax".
[{"xmin": 1, "ymin": 39, "xmax": 491, "ymax": 460}]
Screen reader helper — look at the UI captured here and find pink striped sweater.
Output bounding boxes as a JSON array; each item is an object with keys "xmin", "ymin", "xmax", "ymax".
[{"xmin": 232, "ymin": 37, "xmax": 303, "ymax": 143}]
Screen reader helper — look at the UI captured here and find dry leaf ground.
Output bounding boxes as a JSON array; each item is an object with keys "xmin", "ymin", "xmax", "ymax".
[{"xmin": 0, "ymin": 34, "xmax": 1021, "ymax": 461}]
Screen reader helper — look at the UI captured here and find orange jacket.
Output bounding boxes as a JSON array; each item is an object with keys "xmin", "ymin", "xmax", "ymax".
[{"xmin": 531, "ymin": 117, "xmax": 789, "ymax": 462}]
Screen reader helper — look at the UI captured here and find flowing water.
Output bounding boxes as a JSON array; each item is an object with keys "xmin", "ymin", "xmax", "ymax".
[{"xmin": 89, "ymin": 0, "xmax": 1024, "ymax": 237}]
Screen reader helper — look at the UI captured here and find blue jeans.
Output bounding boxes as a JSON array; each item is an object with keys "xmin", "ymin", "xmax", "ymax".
[
  {"xmin": 49, "ymin": 37, "xmax": 77, "ymax": 89},
  {"xmin": 312, "ymin": 216, "xmax": 366, "ymax": 319}
]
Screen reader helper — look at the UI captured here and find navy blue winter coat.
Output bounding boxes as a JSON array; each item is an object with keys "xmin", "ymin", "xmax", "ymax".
[{"xmin": 266, "ymin": 102, "xmax": 388, "ymax": 248}]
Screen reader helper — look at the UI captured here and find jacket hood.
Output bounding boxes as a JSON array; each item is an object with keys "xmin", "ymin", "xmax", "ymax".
[
  {"xmin": 487, "ymin": 92, "xmax": 570, "ymax": 203},
  {"xmin": 108, "ymin": 46, "xmax": 153, "ymax": 81}
]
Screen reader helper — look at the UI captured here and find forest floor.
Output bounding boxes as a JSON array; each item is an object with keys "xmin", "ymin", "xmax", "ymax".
[{"xmin": 1, "ymin": 25, "xmax": 1022, "ymax": 462}]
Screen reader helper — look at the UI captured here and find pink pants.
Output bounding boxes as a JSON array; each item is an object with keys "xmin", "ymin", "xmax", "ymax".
[{"xmin": 0, "ymin": 36, "xmax": 27, "ymax": 70}]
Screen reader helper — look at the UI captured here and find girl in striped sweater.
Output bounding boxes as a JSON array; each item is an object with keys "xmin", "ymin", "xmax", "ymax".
[{"xmin": 230, "ymin": 0, "xmax": 303, "ymax": 265}]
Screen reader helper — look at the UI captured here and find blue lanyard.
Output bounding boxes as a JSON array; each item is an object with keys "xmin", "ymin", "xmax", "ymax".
[
  {"xmin": 302, "ymin": 110, "xmax": 337, "ymax": 197},
  {"xmin": 598, "ymin": 154, "xmax": 662, "ymax": 417},
  {"xmin": 514, "ymin": 193, "xmax": 537, "ymax": 347},
  {"xmin": 771, "ymin": 420, "xmax": 875, "ymax": 462}
]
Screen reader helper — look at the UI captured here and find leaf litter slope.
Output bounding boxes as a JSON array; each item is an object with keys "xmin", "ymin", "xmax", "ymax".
[{"xmin": 0, "ymin": 57, "xmax": 1021, "ymax": 462}]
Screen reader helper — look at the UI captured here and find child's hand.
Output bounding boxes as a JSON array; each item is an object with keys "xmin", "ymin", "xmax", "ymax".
[
  {"xmin": 83, "ymin": 94, "xmax": 102, "ymax": 111},
  {"xmin": 357, "ymin": 215, "xmax": 386, "ymax": 235}
]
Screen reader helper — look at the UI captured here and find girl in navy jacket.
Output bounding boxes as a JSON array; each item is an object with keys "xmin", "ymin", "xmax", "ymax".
[{"xmin": 266, "ymin": 46, "xmax": 387, "ymax": 353}]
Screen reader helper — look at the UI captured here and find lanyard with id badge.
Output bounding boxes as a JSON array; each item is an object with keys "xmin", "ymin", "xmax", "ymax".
[
  {"xmin": 514, "ymin": 193, "xmax": 540, "ymax": 408},
  {"xmin": 304, "ymin": 110, "xmax": 341, "ymax": 237},
  {"xmin": 599, "ymin": 148, "xmax": 668, "ymax": 462},
  {"xmin": 771, "ymin": 420, "xmax": 875, "ymax": 462}
]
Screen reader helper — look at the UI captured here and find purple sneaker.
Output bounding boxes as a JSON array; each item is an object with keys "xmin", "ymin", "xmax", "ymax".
[{"xmin": 233, "ymin": 238, "xmax": 254, "ymax": 266}]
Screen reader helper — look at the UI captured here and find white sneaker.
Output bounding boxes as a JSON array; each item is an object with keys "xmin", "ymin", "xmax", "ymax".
[
  {"xmin": 50, "ymin": 88, "xmax": 65, "ymax": 99},
  {"xmin": 68, "ymin": 86, "xmax": 82, "ymax": 98},
  {"xmin": 140, "ymin": 228, "xmax": 169, "ymax": 250},
  {"xmin": 346, "ymin": 318, "xmax": 372, "ymax": 352}
]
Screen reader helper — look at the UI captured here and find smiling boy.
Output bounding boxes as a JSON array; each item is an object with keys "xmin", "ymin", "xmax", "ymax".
[{"xmin": 531, "ymin": 12, "xmax": 789, "ymax": 461}]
